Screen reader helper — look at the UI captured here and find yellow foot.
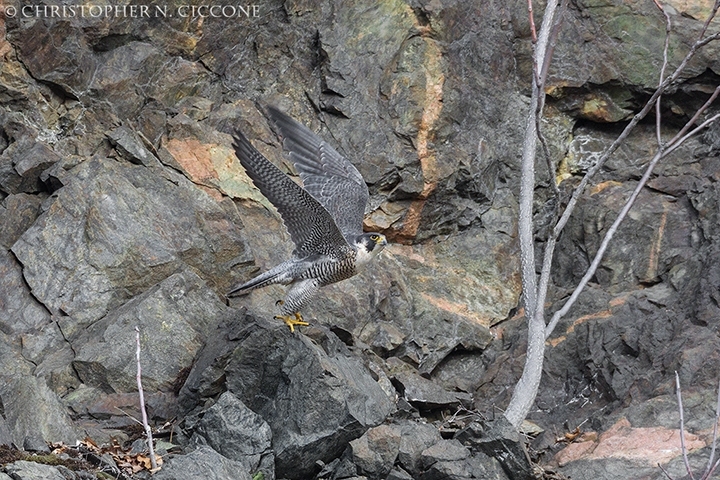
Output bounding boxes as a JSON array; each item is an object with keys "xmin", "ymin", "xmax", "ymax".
[{"xmin": 273, "ymin": 312, "xmax": 309, "ymax": 333}]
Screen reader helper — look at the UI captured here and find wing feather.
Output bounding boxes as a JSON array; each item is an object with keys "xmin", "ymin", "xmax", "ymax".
[
  {"xmin": 232, "ymin": 130, "xmax": 349, "ymax": 257},
  {"xmin": 267, "ymin": 106, "xmax": 369, "ymax": 239}
]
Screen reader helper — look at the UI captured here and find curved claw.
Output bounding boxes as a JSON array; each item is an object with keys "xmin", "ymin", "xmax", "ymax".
[{"xmin": 273, "ymin": 312, "xmax": 309, "ymax": 333}]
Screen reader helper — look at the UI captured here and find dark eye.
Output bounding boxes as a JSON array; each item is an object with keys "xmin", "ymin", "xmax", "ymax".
[{"xmin": 370, "ymin": 234, "xmax": 379, "ymax": 241}]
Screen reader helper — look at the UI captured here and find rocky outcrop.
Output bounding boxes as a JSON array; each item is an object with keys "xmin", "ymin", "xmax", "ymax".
[{"xmin": 1, "ymin": 0, "xmax": 720, "ymax": 479}]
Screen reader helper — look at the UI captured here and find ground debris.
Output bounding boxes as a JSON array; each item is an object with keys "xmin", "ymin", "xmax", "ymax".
[{"xmin": 0, "ymin": 433, "xmax": 167, "ymax": 480}]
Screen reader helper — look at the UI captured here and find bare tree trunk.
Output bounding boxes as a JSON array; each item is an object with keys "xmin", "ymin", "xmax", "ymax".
[
  {"xmin": 503, "ymin": 0, "xmax": 561, "ymax": 429},
  {"xmin": 503, "ymin": 0, "xmax": 720, "ymax": 429}
]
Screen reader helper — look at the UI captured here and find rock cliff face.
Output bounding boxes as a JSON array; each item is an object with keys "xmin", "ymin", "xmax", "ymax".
[{"xmin": 1, "ymin": 1, "xmax": 720, "ymax": 479}]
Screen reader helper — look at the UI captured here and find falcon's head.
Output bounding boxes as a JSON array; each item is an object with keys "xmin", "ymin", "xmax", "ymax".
[{"xmin": 354, "ymin": 233, "xmax": 388, "ymax": 266}]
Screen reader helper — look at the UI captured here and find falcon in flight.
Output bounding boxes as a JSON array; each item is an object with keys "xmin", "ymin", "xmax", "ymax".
[{"xmin": 228, "ymin": 106, "xmax": 388, "ymax": 332}]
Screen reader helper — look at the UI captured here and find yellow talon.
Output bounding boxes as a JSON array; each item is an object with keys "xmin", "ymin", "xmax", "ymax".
[{"xmin": 273, "ymin": 312, "xmax": 309, "ymax": 332}]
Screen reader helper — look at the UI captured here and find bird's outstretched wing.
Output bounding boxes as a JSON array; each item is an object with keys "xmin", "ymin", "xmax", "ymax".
[
  {"xmin": 232, "ymin": 130, "xmax": 349, "ymax": 257},
  {"xmin": 267, "ymin": 106, "xmax": 369, "ymax": 240}
]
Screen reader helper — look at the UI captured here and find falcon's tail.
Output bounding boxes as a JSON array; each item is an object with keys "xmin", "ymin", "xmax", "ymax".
[{"xmin": 227, "ymin": 261, "xmax": 294, "ymax": 297}]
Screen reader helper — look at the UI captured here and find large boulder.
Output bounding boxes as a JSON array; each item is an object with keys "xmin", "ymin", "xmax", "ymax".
[
  {"xmin": 72, "ymin": 269, "xmax": 226, "ymax": 394},
  {"xmin": 11, "ymin": 156, "xmax": 250, "ymax": 329},
  {"xmin": 225, "ymin": 320, "xmax": 395, "ymax": 479},
  {"xmin": 193, "ymin": 391, "xmax": 274, "ymax": 479},
  {"xmin": 181, "ymin": 314, "xmax": 395, "ymax": 479},
  {"xmin": 153, "ymin": 446, "xmax": 252, "ymax": 480},
  {"xmin": 0, "ymin": 376, "xmax": 78, "ymax": 449}
]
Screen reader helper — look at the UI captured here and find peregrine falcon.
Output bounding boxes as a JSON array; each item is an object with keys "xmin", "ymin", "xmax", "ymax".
[{"xmin": 228, "ymin": 106, "xmax": 388, "ymax": 332}]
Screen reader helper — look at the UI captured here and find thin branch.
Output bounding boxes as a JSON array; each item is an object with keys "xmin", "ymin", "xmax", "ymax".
[
  {"xmin": 538, "ymin": 0, "xmax": 570, "ymax": 90},
  {"xmin": 520, "ymin": 0, "xmax": 564, "ymax": 318},
  {"xmin": 550, "ymin": 30, "xmax": 720, "ymax": 246},
  {"xmin": 113, "ymin": 407, "xmax": 143, "ymax": 426},
  {"xmin": 525, "ymin": 0, "xmax": 566, "ymax": 313},
  {"xmin": 666, "ymin": 84, "xmax": 720, "ymax": 147},
  {"xmin": 653, "ymin": 0, "xmax": 672, "ymax": 147},
  {"xmin": 543, "ymin": 21, "xmax": 720, "ymax": 338},
  {"xmin": 676, "ymin": 372, "xmax": 696, "ymax": 480},
  {"xmin": 658, "ymin": 463, "xmax": 674, "ymax": 480},
  {"xmin": 536, "ymin": 0, "xmax": 569, "ymax": 202},
  {"xmin": 701, "ymin": 379, "xmax": 720, "ymax": 479},
  {"xmin": 528, "ymin": 0, "xmax": 538, "ymax": 44},
  {"xmin": 545, "ymin": 107, "xmax": 720, "ymax": 338},
  {"xmin": 505, "ymin": 0, "xmax": 563, "ymax": 428},
  {"xmin": 532, "ymin": 0, "xmax": 569, "ymax": 314},
  {"xmin": 697, "ymin": 0, "xmax": 720, "ymax": 41},
  {"xmin": 136, "ymin": 326, "xmax": 158, "ymax": 471},
  {"xmin": 665, "ymin": 112, "xmax": 720, "ymax": 157},
  {"xmin": 545, "ymin": 150, "xmax": 660, "ymax": 335},
  {"xmin": 706, "ymin": 459, "xmax": 720, "ymax": 480}
]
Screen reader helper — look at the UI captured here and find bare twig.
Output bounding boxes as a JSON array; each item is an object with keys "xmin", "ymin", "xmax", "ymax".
[
  {"xmin": 113, "ymin": 407, "xmax": 143, "ymax": 426},
  {"xmin": 666, "ymin": 111, "xmax": 720, "ymax": 157},
  {"xmin": 698, "ymin": 0, "xmax": 720, "ymax": 41},
  {"xmin": 545, "ymin": 105, "xmax": 720, "ymax": 337},
  {"xmin": 536, "ymin": 0, "xmax": 569, "ymax": 201},
  {"xmin": 653, "ymin": 0, "xmax": 672, "ymax": 147},
  {"xmin": 667, "ymin": 85, "xmax": 720, "ymax": 147},
  {"xmin": 507, "ymin": 0, "xmax": 720, "ymax": 429},
  {"xmin": 538, "ymin": 0, "xmax": 570, "ymax": 91},
  {"xmin": 527, "ymin": 0, "xmax": 538, "ymax": 44},
  {"xmin": 676, "ymin": 372, "xmax": 696, "ymax": 480},
  {"xmin": 699, "ymin": 377, "xmax": 720, "ymax": 479},
  {"xmin": 543, "ymin": 35, "xmax": 720, "ymax": 339},
  {"xmin": 549, "ymin": 28, "xmax": 720, "ymax": 250},
  {"xmin": 659, "ymin": 463, "xmax": 674, "ymax": 480},
  {"xmin": 136, "ymin": 326, "xmax": 158, "ymax": 471}
]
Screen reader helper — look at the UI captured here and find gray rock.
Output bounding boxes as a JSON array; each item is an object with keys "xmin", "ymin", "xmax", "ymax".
[
  {"xmin": 431, "ymin": 352, "xmax": 487, "ymax": 393},
  {"xmin": 4, "ymin": 461, "xmax": 68, "ymax": 480},
  {"xmin": 558, "ymin": 458, "xmax": 658, "ymax": 480},
  {"xmin": 0, "ymin": 376, "xmax": 77, "ymax": 448},
  {"xmin": 314, "ymin": 455, "xmax": 358, "ymax": 480},
  {"xmin": 420, "ymin": 439, "xmax": 470, "ymax": 469},
  {"xmin": 417, "ymin": 439, "xmax": 508, "ymax": 480},
  {"xmin": 0, "ymin": 250, "xmax": 50, "ymax": 335},
  {"xmin": 153, "ymin": 445, "xmax": 252, "ymax": 480},
  {"xmin": 223, "ymin": 318, "xmax": 395, "ymax": 479},
  {"xmin": 455, "ymin": 418, "xmax": 533, "ymax": 480},
  {"xmin": 387, "ymin": 468, "xmax": 414, "ymax": 480},
  {"xmin": 0, "ymin": 193, "xmax": 42, "ymax": 249},
  {"xmin": 393, "ymin": 371, "xmax": 472, "ymax": 411},
  {"xmin": 12, "ymin": 143, "xmax": 62, "ymax": 193},
  {"xmin": 11, "ymin": 156, "xmax": 250, "ymax": 329},
  {"xmin": 419, "ymin": 453, "xmax": 508, "ymax": 480},
  {"xmin": 73, "ymin": 269, "xmax": 226, "ymax": 394},
  {"xmin": 106, "ymin": 125, "xmax": 161, "ymax": 167},
  {"xmin": 89, "ymin": 42, "xmax": 166, "ymax": 119},
  {"xmin": 397, "ymin": 421, "xmax": 443, "ymax": 476},
  {"xmin": 21, "ymin": 320, "xmax": 75, "ymax": 393},
  {"xmin": 556, "ymin": 182, "xmax": 696, "ymax": 293},
  {"xmin": 195, "ymin": 392, "xmax": 274, "ymax": 479},
  {"xmin": 0, "ymin": 121, "xmax": 59, "ymax": 195},
  {"xmin": 2, "ymin": 2, "xmax": 720, "ymax": 479},
  {"xmin": 350, "ymin": 424, "xmax": 401, "ymax": 478},
  {"xmin": 0, "ymin": 416, "xmax": 13, "ymax": 447}
]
